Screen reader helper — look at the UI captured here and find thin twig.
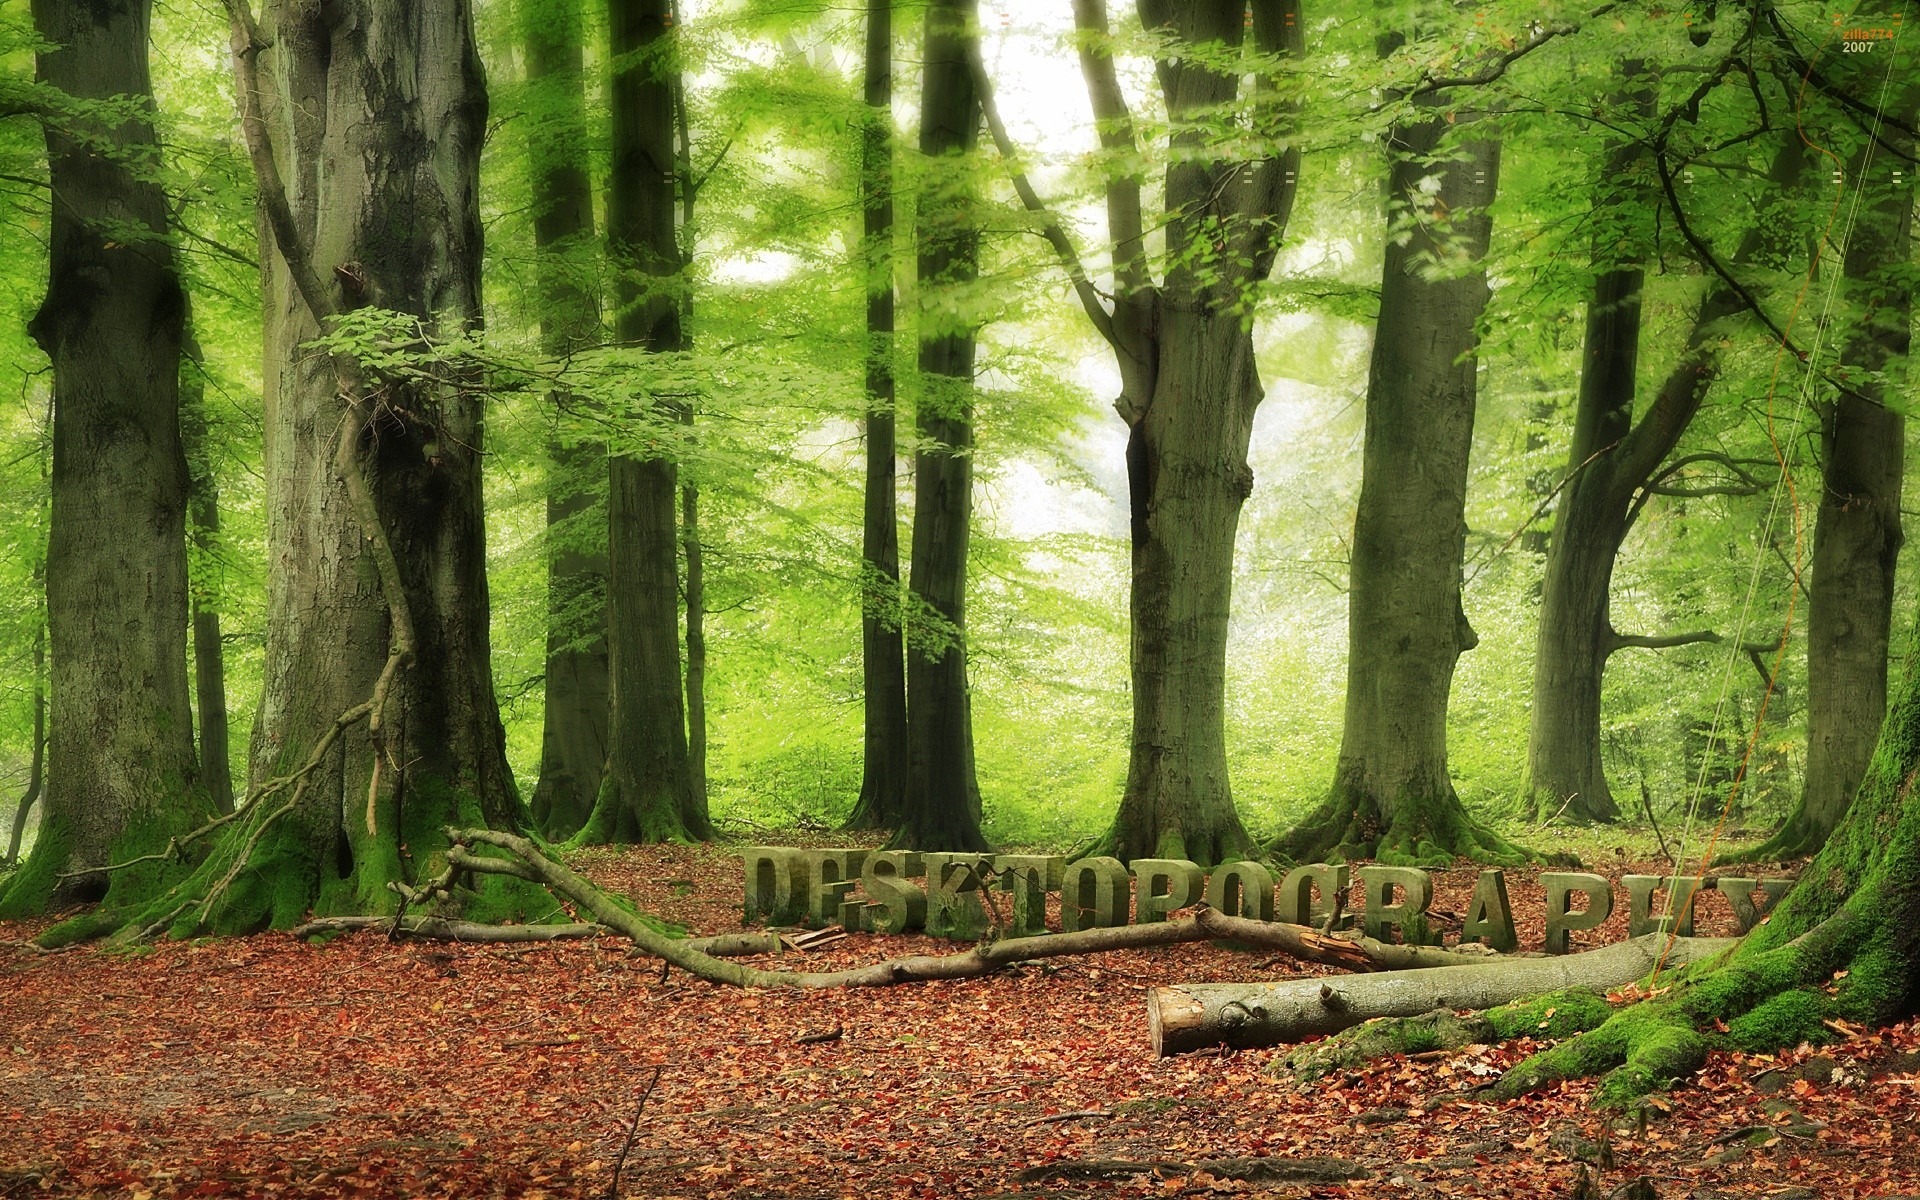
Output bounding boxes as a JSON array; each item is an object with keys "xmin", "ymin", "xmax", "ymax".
[{"xmin": 604, "ymin": 1065, "xmax": 664, "ymax": 1200}]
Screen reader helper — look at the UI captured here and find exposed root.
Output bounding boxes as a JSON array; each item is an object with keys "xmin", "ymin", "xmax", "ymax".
[{"xmin": 1269, "ymin": 784, "xmax": 1536, "ymax": 868}]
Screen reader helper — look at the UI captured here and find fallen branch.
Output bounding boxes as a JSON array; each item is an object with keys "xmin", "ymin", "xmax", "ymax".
[
  {"xmin": 443, "ymin": 827, "xmax": 1498, "ymax": 988},
  {"xmin": 287, "ymin": 915, "xmax": 785, "ymax": 958},
  {"xmin": 1146, "ymin": 933, "xmax": 1736, "ymax": 1055}
]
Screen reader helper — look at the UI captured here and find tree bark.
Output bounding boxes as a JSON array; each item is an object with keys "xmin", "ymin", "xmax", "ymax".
[
  {"xmin": 1528, "ymin": 134, "xmax": 1810, "ymax": 826},
  {"xmin": 4, "ymin": 614, "xmax": 45, "ymax": 868},
  {"xmin": 523, "ymin": 0, "xmax": 610, "ymax": 841},
  {"xmin": 893, "ymin": 0, "xmax": 989, "ymax": 853},
  {"xmin": 1746, "ymin": 114, "xmax": 1911, "ymax": 860},
  {"xmin": 1149, "ymin": 935, "xmax": 1734, "ymax": 1055},
  {"xmin": 93, "ymin": 0, "xmax": 524, "ymax": 939},
  {"xmin": 583, "ymin": 0, "xmax": 709, "ymax": 844},
  {"xmin": 1274, "ymin": 97, "xmax": 1507, "ymax": 866},
  {"xmin": 181, "ymin": 328, "xmax": 235, "ymax": 816},
  {"xmin": 844, "ymin": 0, "xmax": 910, "ymax": 832},
  {"xmin": 0, "ymin": 0, "xmax": 204, "ymax": 917},
  {"xmin": 1064, "ymin": 0, "xmax": 1300, "ymax": 866}
]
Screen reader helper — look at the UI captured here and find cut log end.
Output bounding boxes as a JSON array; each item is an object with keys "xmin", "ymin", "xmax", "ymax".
[{"xmin": 1146, "ymin": 988, "xmax": 1208, "ymax": 1057}]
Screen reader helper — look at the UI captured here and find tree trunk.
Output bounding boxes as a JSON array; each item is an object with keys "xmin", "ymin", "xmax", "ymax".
[
  {"xmin": 1748, "ymin": 125, "xmax": 1910, "ymax": 860},
  {"xmin": 182, "ymin": 328, "xmax": 236, "ymax": 816},
  {"xmin": 523, "ymin": 0, "xmax": 609, "ymax": 841},
  {"xmin": 844, "ymin": 0, "xmax": 910, "ymax": 832},
  {"xmin": 893, "ymin": 0, "xmax": 988, "ymax": 853},
  {"xmin": 5, "ymin": 615, "xmax": 45, "ymax": 867},
  {"xmin": 682, "ymin": 477, "xmax": 708, "ymax": 812},
  {"xmin": 1107, "ymin": 309, "xmax": 1263, "ymax": 865},
  {"xmin": 1150, "ymin": 935, "xmax": 1734, "ymax": 1056},
  {"xmin": 1069, "ymin": 0, "xmax": 1300, "ymax": 867},
  {"xmin": 1274, "ymin": 108, "xmax": 1508, "ymax": 867},
  {"xmin": 0, "ymin": 0, "xmax": 204, "ymax": 917},
  {"xmin": 95, "ymin": 0, "xmax": 524, "ymax": 939},
  {"xmin": 582, "ymin": 0, "xmax": 709, "ymax": 844},
  {"xmin": 1528, "ymin": 134, "xmax": 1810, "ymax": 827}
]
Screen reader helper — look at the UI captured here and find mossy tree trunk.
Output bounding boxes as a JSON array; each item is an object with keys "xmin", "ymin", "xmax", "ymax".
[
  {"xmin": 1737, "ymin": 116, "xmax": 1910, "ymax": 862},
  {"xmin": 1272, "ymin": 91, "xmax": 1511, "ymax": 867},
  {"xmin": 891, "ymin": 0, "xmax": 989, "ymax": 854},
  {"xmin": 0, "ymin": 0, "xmax": 207, "ymax": 918},
  {"xmin": 1528, "ymin": 134, "xmax": 1810, "ymax": 827},
  {"xmin": 579, "ymin": 0, "xmax": 710, "ymax": 845},
  {"xmin": 85, "ymin": 0, "xmax": 527, "ymax": 941},
  {"xmin": 1035, "ymin": 0, "xmax": 1299, "ymax": 867},
  {"xmin": 523, "ymin": 0, "xmax": 610, "ymax": 841},
  {"xmin": 844, "ymin": 0, "xmax": 910, "ymax": 833}
]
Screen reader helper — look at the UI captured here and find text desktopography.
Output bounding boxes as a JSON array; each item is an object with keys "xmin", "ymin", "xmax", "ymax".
[{"xmin": 739, "ymin": 848, "xmax": 1794, "ymax": 952}]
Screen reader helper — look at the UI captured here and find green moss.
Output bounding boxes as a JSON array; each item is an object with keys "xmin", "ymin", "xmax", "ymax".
[
  {"xmin": 0, "ymin": 820, "xmax": 70, "ymax": 919},
  {"xmin": 1484, "ymin": 988, "xmax": 1614, "ymax": 1041},
  {"xmin": 1726, "ymin": 989, "xmax": 1827, "ymax": 1053},
  {"xmin": 1495, "ymin": 1003, "xmax": 1706, "ymax": 1110},
  {"xmin": 1283, "ymin": 1009, "xmax": 1493, "ymax": 1082}
]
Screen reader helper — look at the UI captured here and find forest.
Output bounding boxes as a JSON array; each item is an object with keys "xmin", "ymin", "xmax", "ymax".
[{"xmin": 1, "ymin": 0, "xmax": 1919, "ymax": 1195}]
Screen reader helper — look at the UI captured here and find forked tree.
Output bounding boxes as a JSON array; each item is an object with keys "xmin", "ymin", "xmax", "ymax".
[
  {"xmin": 62, "ymin": 0, "xmax": 529, "ymax": 941},
  {"xmin": 977, "ymin": 0, "xmax": 1302, "ymax": 865}
]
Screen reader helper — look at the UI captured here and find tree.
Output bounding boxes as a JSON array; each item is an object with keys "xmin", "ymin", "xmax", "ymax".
[
  {"xmin": 1736, "ymin": 87, "xmax": 1913, "ymax": 862},
  {"xmin": 891, "ymin": 0, "xmax": 989, "ymax": 853},
  {"xmin": 578, "ymin": 0, "xmax": 711, "ymax": 844},
  {"xmin": 1272, "ymin": 41, "xmax": 1512, "ymax": 866},
  {"xmin": 523, "ymin": 0, "xmax": 611, "ymax": 841},
  {"xmin": 70, "ymin": 0, "xmax": 528, "ymax": 941},
  {"xmin": 0, "ymin": 0, "xmax": 206, "ymax": 916},
  {"xmin": 977, "ymin": 0, "xmax": 1302, "ymax": 864},
  {"xmin": 842, "ymin": 0, "xmax": 911, "ymax": 833},
  {"xmin": 182, "ymin": 326, "xmax": 236, "ymax": 816},
  {"xmin": 3, "ymin": 599, "xmax": 43, "ymax": 868},
  {"xmin": 1524, "ymin": 97, "xmax": 1809, "ymax": 827}
]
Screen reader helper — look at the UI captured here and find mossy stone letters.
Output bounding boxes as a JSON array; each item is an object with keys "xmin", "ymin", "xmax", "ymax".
[
  {"xmin": 739, "ymin": 852, "xmax": 1790, "ymax": 950},
  {"xmin": 1541, "ymin": 871, "xmax": 1613, "ymax": 954}
]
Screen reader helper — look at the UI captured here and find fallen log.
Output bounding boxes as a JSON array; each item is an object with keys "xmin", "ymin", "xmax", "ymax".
[
  {"xmin": 287, "ymin": 914, "xmax": 785, "ymax": 958},
  {"xmin": 1146, "ymin": 933, "xmax": 1736, "ymax": 1055},
  {"xmin": 440, "ymin": 827, "xmax": 1498, "ymax": 987}
]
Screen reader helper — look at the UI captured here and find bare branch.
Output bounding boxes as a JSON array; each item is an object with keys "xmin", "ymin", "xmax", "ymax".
[
  {"xmin": 1606, "ymin": 628, "xmax": 1724, "ymax": 654},
  {"xmin": 967, "ymin": 43, "xmax": 1117, "ymax": 349},
  {"xmin": 1410, "ymin": 4, "xmax": 1617, "ymax": 97},
  {"xmin": 1069, "ymin": 0, "xmax": 1149, "ymax": 297},
  {"xmin": 219, "ymin": 0, "xmax": 334, "ymax": 324}
]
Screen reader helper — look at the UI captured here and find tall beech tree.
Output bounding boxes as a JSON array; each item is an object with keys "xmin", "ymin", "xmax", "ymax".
[
  {"xmin": 85, "ymin": 0, "xmax": 526, "ymax": 939},
  {"xmin": 1526, "ymin": 131, "xmax": 1809, "ymax": 827},
  {"xmin": 578, "ymin": 0, "xmax": 710, "ymax": 844},
  {"xmin": 1272, "ymin": 62, "xmax": 1509, "ymax": 866},
  {"xmin": 523, "ymin": 0, "xmax": 611, "ymax": 840},
  {"xmin": 182, "ymin": 330, "xmax": 236, "ymax": 816},
  {"xmin": 0, "ymin": 0, "xmax": 205, "ymax": 916},
  {"xmin": 1738, "ymin": 97, "xmax": 1913, "ymax": 862},
  {"xmin": 978, "ymin": 0, "xmax": 1302, "ymax": 864},
  {"xmin": 844, "ymin": 0, "xmax": 911, "ymax": 833},
  {"xmin": 889, "ymin": 0, "xmax": 989, "ymax": 853}
]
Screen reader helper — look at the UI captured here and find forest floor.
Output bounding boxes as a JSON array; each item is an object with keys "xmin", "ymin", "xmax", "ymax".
[{"xmin": 3, "ymin": 827, "xmax": 1918, "ymax": 1199}]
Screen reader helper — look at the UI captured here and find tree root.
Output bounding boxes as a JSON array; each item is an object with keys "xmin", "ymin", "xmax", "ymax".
[
  {"xmin": 439, "ymin": 827, "xmax": 1506, "ymax": 987},
  {"xmin": 1268, "ymin": 785, "xmax": 1542, "ymax": 869}
]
